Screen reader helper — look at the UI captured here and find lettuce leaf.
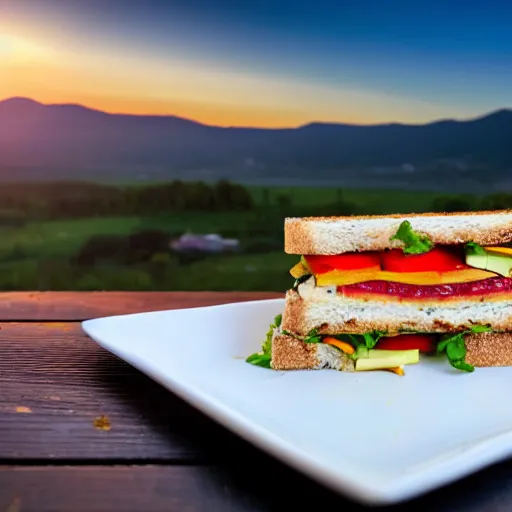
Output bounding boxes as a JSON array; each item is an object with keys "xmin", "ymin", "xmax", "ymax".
[
  {"xmin": 390, "ymin": 220, "xmax": 434, "ymax": 254},
  {"xmin": 334, "ymin": 330, "xmax": 387, "ymax": 351},
  {"xmin": 362, "ymin": 330, "xmax": 387, "ymax": 349},
  {"xmin": 303, "ymin": 327, "xmax": 322, "ymax": 343},
  {"xmin": 437, "ymin": 324, "xmax": 492, "ymax": 372},
  {"xmin": 246, "ymin": 313, "xmax": 282, "ymax": 368},
  {"xmin": 245, "ymin": 352, "xmax": 272, "ymax": 368},
  {"xmin": 465, "ymin": 241, "xmax": 486, "ymax": 256},
  {"xmin": 282, "ymin": 326, "xmax": 322, "ymax": 343}
]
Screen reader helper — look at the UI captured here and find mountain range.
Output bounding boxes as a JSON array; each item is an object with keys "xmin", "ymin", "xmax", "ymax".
[{"xmin": 1, "ymin": 97, "xmax": 511, "ymax": 191}]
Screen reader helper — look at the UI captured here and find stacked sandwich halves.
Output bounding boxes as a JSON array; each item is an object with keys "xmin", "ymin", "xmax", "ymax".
[{"xmin": 248, "ymin": 210, "xmax": 512, "ymax": 375}]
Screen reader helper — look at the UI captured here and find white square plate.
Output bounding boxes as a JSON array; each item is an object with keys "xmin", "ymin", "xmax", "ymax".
[{"xmin": 82, "ymin": 298, "xmax": 512, "ymax": 506}]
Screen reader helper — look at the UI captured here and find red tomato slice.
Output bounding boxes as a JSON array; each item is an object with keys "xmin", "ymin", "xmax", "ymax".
[
  {"xmin": 380, "ymin": 247, "xmax": 467, "ymax": 273},
  {"xmin": 376, "ymin": 334, "xmax": 437, "ymax": 353},
  {"xmin": 304, "ymin": 253, "xmax": 381, "ymax": 275}
]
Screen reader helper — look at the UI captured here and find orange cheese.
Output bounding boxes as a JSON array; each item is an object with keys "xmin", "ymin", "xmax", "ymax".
[
  {"xmin": 290, "ymin": 262, "xmax": 308, "ymax": 279},
  {"xmin": 483, "ymin": 246, "xmax": 512, "ymax": 256},
  {"xmin": 315, "ymin": 268, "xmax": 498, "ymax": 286}
]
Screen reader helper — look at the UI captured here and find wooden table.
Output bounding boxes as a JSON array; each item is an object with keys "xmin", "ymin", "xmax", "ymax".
[{"xmin": 1, "ymin": 291, "xmax": 512, "ymax": 511}]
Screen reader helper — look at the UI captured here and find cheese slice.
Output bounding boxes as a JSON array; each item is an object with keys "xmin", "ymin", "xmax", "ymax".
[
  {"xmin": 315, "ymin": 268, "xmax": 498, "ymax": 287},
  {"xmin": 483, "ymin": 246, "xmax": 512, "ymax": 256},
  {"xmin": 290, "ymin": 262, "xmax": 309, "ymax": 278}
]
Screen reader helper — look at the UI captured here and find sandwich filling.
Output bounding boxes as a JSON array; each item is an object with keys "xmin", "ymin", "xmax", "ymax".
[
  {"xmin": 290, "ymin": 221, "xmax": 512, "ymax": 299},
  {"xmin": 247, "ymin": 311, "xmax": 494, "ymax": 374},
  {"xmin": 247, "ymin": 220, "xmax": 512, "ymax": 374}
]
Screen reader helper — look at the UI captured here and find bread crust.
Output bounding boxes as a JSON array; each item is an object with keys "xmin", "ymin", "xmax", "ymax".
[
  {"xmin": 270, "ymin": 333, "xmax": 320, "ymax": 370},
  {"xmin": 465, "ymin": 332, "xmax": 512, "ymax": 367},
  {"xmin": 284, "ymin": 210, "xmax": 512, "ymax": 255},
  {"xmin": 271, "ymin": 333, "xmax": 355, "ymax": 371},
  {"xmin": 281, "ymin": 286, "xmax": 512, "ymax": 336}
]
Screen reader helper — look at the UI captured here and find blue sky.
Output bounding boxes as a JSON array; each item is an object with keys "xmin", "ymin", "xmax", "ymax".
[{"xmin": 2, "ymin": 0, "xmax": 511, "ymax": 126}]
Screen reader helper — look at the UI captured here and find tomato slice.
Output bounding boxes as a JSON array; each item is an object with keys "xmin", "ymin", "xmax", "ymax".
[
  {"xmin": 380, "ymin": 247, "xmax": 468, "ymax": 273},
  {"xmin": 303, "ymin": 253, "xmax": 381, "ymax": 275},
  {"xmin": 376, "ymin": 334, "xmax": 437, "ymax": 353}
]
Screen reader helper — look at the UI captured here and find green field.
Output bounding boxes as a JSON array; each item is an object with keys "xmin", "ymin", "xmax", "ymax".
[
  {"xmin": 0, "ymin": 213, "xmax": 296, "ymax": 291},
  {"xmin": 0, "ymin": 185, "xmax": 488, "ymax": 291},
  {"xmin": 0, "ymin": 213, "xmax": 258, "ymax": 260}
]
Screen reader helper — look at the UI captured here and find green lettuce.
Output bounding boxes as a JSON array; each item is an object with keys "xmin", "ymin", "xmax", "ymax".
[
  {"xmin": 334, "ymin": 330, "xmax": 387, "ymax": 350},
  {"xmin": 465, "ymin": 241, "xmax": 486, "ymax": 256},
  {"xmin": 437, "ymin": 325, "xmax": 492, "ymax": 372},
  {"xmin": 390, "ymin": 220, "xmax": 433, "ymax": 254},
  {"xmin": 246, "ymin": 314, "xmax": 282, "ymax": 368},
  {"xmin": 282, "ymin": 326, "xmax": 322, "ymax": 343}
]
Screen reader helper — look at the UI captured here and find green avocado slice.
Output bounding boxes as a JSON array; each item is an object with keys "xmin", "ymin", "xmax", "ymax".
[{"xmin": 466, "ymin": 250, "xmax": 512, "ymax": 278}]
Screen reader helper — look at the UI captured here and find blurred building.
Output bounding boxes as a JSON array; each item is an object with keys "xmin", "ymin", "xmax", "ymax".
[{"xmin": 170, "ymin": 233, "xmax": 239, "ymax": 253}]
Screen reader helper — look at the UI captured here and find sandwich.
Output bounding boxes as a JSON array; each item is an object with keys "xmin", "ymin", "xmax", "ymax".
[{"xmin": 246, "ymin": 210, "xmax": 512, "ymax": 375}]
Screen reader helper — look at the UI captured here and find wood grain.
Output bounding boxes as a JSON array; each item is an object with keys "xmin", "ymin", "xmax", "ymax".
[
  {"xmin": 0, "ymin": 322, "xmax": 251, "ymax": 461},
  {"xmin": 0, "ymin": 464, "xmax": 344, "ymax": 512},
  {"xmin": 0, "ymin": 291, "xmax": 282, "ymax": 321},
  {"xmin": 0, "ymin": 466, "xmax": 259, "ymax": 512},
  {"xmin": 2, "ymin": 459, "xmax": 512, "ymax": 512}
]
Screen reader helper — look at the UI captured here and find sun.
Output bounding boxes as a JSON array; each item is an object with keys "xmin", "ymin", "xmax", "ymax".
[
  {"xmin": 0, "ymin": 33, "xmax": 15, "ymax": 57},
  {"xmin": 0, "ymin": 30, "xmax": 55, "ymax": 62}
]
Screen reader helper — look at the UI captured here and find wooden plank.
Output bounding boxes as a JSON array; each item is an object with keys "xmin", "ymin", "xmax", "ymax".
[
  {"xmin": 0, "ymin": 465, "xmax": 336, "ymax": 512},
  {"xmin": 0, "ymin": 466, "xmax": 259, "ymax": 512},
  {"xmin": 0, "ymin": 322, "xmax": 253, "ymax": 461},
  {"xmin": 0, "ymin": 291, "xmax": 282, "ymax": 321},
  {"xmin": 2, "ymin": 461, "xmax": 512, "ymax": 512}
]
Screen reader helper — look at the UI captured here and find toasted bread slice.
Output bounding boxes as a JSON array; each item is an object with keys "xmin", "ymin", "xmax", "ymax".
[
  {"xmin": 284, "ymin": 210, "xmax": 512, "ymax": 255},
  {"xmin": 271, "ymin": 333, "xmax": 355, "ymax": 371},
  {"xmin": 465, "ymin": 331, "xmax": 512, "ymax": 367},
  {"xmin": 271, "ymin": 330, "xmax": 512, "ymax": 370},
  {"xmin": 281, "ymin": 277, "xmax": 512, "ymax": 336}
]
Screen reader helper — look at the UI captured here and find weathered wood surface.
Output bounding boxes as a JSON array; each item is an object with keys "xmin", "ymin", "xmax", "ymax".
[
  {"xmin": 0, "ymin": 322, "xmax": 250, "ymax": 461},
  {"xmin": 0, "ymin": 291, "xmax": 282, "ymax": 321},
  {"xmin": 2, "ymin": 462, "xmax": 512, "ymax": 512}
]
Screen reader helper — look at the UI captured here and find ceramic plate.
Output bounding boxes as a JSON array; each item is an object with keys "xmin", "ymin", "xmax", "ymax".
[{"xmin": 82, "ymin": 298, "xmax": 512, "ymax": 505}]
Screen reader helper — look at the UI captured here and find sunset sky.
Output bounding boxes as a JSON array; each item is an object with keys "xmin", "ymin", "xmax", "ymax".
[{"xmin": 1, "ymin": 0, "xmax": 512, "ymax": 127}]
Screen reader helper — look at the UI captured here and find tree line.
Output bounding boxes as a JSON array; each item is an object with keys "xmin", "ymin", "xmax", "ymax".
[
  {"xmin": 0, "ymin": 179, "xmax": 254, "ymax": 221},
  {"xmin": 429, "ymin": 193, "xmax": 512, "ymax": 213},
  {"xmin": 0, "ymin": 178, "xmax": 509, "ymax": 227}
]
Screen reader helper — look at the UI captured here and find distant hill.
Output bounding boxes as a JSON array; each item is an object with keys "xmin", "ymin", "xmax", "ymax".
[{"xmin": 1, "ymin": 97, "xmax": 511, "ymax": 191}]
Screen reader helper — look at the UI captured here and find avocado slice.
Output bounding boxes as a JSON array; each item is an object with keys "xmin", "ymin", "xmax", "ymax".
[
  {"xmin": 355, "ymin": 349, "xmax": 419, "ymax": 371},
  {"xmin": 368, "ymin": 349, "xmax": 419, "ymax": 359},
  {"xmin": 466, "ymin": 250, "xmax": 512, "ymax": 278},
  {"xmin": 355, "ymin": 347, "xmax": 418, "ymax": 359}
]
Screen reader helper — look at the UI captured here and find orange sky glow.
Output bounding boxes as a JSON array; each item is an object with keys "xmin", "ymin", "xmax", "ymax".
[{"xmin": 0, "ymin": 25, "xmax": 482, "ymax": 128}]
